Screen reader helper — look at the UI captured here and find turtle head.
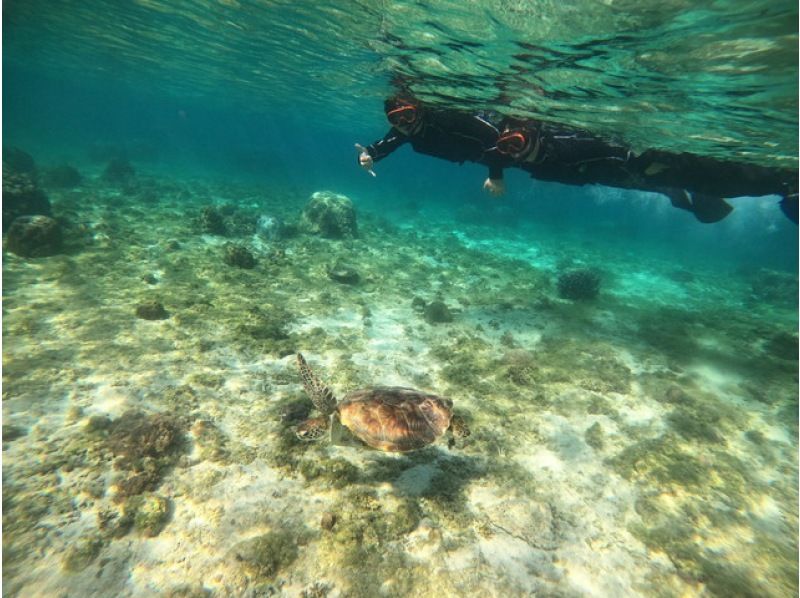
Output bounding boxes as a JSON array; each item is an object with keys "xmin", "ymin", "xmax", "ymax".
[
  {"xmin": 296, "ymin": 416, "xmax": 330, "ymax": 442},
  {"xmin": 447, "ymin": 414, "xmax": 471, "ymax": 449},
  {"xmin": 450, "ymin": 414, "xmax": 471, "ymax": 438}
]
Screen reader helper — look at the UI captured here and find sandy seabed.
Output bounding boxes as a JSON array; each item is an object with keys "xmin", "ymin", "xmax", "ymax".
[{"xmin": 3, "ymin": 171, "xmax": 798, "ymax": 598}]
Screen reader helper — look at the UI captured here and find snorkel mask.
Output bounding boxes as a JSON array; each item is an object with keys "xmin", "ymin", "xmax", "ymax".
[
  {"xmin": 386, "ymin": 103, "xmax": 419, "ymax": 127},
  {"xmin": 496, "ymin": 130, "xmax": 530, "ymax": 156}
]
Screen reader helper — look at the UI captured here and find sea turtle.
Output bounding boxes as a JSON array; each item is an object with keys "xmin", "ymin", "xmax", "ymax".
[{"xmin": 294, "ymin": 353, "xmax": 470, "ymax": 452}]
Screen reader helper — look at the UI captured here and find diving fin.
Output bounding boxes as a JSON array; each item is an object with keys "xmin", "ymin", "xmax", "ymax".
[
  {"xmin": 665, "ymin": 189, "xmax": 733, "ymax": 224},
  {"xmin": 689, "ymin": 193, "xmax": 734, "ymax": 223},
  {"xmin": 779, "ymin": 194, "xmax": 798, "ymax": 224},
  {"xmin": 666, "ymin": 188, "xmax": 693, "ymax": 212}
]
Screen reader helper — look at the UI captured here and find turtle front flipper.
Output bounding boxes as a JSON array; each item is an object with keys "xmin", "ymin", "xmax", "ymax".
[
  {"xmin": 296, "ymin": 353, "xmax": 338, "ymax": 416},
  {"xmin": 447, "ymin": 414, "xmax": 471, "ymax": 449}
]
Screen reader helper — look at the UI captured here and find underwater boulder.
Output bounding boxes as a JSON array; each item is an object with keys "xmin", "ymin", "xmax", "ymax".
[
  {"xmin": 5, "ymin": 215, "xmax": 63, "ymax": 257},
  {"xmin": 2, "ymin": 171, "xmax": 52, "ymax": 232},
  {"xmin": 423, "ymin": 300, "xmax": 454, "ymax": 324},
  {"xmin": 327, "ymin": 261, "xmax": 360, "ymax": 284},
  {"xmin": 556, "ymin": 269, "xmax": 601, "ymax": 301},
  {"xmin": 198, "ymin": 206, "xmax": 226, "ymax": 236},
  {"xmin": 301, "ymin": 191, "xmax": 358, "ymax": 239},
  {"xmin": 135, "ymin": 300, "xmax": 169, "ymax": 320},
  {"xmin": 223, "ymin": 243, "xmax": 256, "ymax": 269}
]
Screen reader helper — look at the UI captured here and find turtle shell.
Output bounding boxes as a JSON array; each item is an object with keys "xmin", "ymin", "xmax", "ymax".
[{"xmin": 337, "ymin": 387, "xmax": 453, "ymax": 452}]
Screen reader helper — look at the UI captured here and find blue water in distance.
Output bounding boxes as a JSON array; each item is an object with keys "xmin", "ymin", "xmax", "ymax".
[{"xmin": 6, "ymin": 59, "xmax": 797, "ymax": 273}]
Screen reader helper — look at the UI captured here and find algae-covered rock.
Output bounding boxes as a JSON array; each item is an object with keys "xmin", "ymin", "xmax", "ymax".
[
  {"xmin": 191, "ymin": 419, "xmax": 229, "ymax": 462},
  {"xmin": 6, "ymin": 214, "xmax": 63, "ymax": 257},
  {"xmin": 135, "ymin": 299, "xmax": 169, "ymax": 320},
  {"xmin": 133, "ymin": 494, "xmax": 171, "ymax": 537},
  {"xmin": 423, "ymin": 300, "xmax": 454, "ymax": 324},
  {"xmin": 107, "ymin": 411, "xmax": 183, "ymax": 462},
  {"xmin": 62, "ymin": 534, "xmax": 104, "ymax": 572},
  {"xmin": 223, "ymin": 243, "xmax": 256, "ymax": 269},
  {"xmin": 301, "ymin": 191, "xmax": 357, "ymax": 239},
  {"xmin": 584, "ymin": 422, "xmax": 604, "ymax": 450},
  {"xmin": 320, "ymin": 511, "xmax": 337, "ymax": 531},
  {"xmin": 3, "ymin": 173, "xmax": 52, "ymax": 232},
  {"xmin": 199, "ymin": 206, "xmax": 226, "ymax": 235},
  {"xmin": 327, "ymin": 261, "xmax": 360, "ymax": 284},
  {"xmin": 231, "ymin": 529, "xmax": 299, "ymax": 580},
  {"xmin": 105, "ymin": 410, "xmax": 185, "ymax": 501}
]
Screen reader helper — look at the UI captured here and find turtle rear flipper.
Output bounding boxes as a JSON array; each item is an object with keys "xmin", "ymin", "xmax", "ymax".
[{"xmin": 296, "ymin": 353, "xmax": 337, "ymax": 416}]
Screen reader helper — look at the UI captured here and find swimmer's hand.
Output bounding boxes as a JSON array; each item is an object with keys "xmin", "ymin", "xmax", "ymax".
[
  {"xmin": 354, "ymin": 143, "xmax": 376, "ymax": 177},
  {"xmin": 483, "ymin": 177, "xmax": 505, "ymax": 197}
]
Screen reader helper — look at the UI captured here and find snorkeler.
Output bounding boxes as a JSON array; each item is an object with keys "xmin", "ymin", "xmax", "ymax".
[
  {"xmin": 491, "ymin": 118, "xmax": 799, "ymax": 224},
  {"xmin": 355, "ymin": 96, "xmax": 507, "ymax": 196}
]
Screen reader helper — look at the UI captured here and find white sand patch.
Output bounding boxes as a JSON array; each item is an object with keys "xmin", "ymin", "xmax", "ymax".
[
  {"xmin": 477, "ymin": 534, "xmax": 561, "ymax": 590},
  {"xmin": 86, "ymin": 379, "xmax": 138, "ymax": 417},
  {"xmin": 517, "ymin": 447, "xmax": 565, "ymax": 473},
  {"xmin": 619, "ymin": 400, "xmax": 662, "ymax": 427},
  {"xmin": 687, "ymin": 361, "xmax": 744, "ymax": 389}
]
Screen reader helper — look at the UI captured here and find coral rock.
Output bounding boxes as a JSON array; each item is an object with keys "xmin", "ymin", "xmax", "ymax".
[
  {"xmin": 327, "ymin": 261, "xmax": 360, "ymax": 284},
  {"xmin": 6, "ymin": 214, "xmax": 63, "ymax": 257},
  {"xmin": 423, "ymin": 300, "xmax": 454, "ymax": 324},
  {"xmin": 320, "ymin": 511, "xmax": 337, "ymax": 531},
  {"xmin": 2, "ymin": 171, "xmax": 52, "ymax": 232},
  {"xmin": 224, "ymin": 243, "xmax": 256, "ymax": 269},
  {"xmin": 135, "ymin": 300, "xmax": 169, "ymax": 320},
  {"xmin": 301, "ymin": 191, "xmax": 358, "ymax": 239},
  {"xmin": 199, "ymin": 206, "xmax": 226, "ymax": 235}
]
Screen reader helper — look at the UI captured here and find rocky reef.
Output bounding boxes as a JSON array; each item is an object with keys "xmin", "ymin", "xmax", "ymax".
[
  {"xmin": 3, "ymin": 149, "xmax": 52, "ymax": 231},
  {"xmin": 301, "ymin": 191, "xmax": 358, "ymax": 238},
  {"xmin": 223, "ymin": 243, "xmax": 256, "ymax": 269},
  {"xmin": 5, "ymin": 214, "xmax": 63, "ymax": 257},
  {"xmin": 199, "ymin": 206, "xmax": 227, "ymax": 235},
  {"xmin": 1, "ymin": 170, "xmax": 796, "ymax": 598}
]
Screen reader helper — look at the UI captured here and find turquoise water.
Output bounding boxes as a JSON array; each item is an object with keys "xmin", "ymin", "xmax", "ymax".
[{"xmin": 3, "ymin": 2, "xmax": 798, "ymax": 597}]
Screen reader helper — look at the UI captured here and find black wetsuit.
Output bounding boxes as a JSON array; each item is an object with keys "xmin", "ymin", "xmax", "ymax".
[
  {"xmin": 494, "ymin": 120, "xmax": 798, "ymax": 222},
  {"xmin": 363, "ymin": 108, "xmax": 505, "ymax": 179}
]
